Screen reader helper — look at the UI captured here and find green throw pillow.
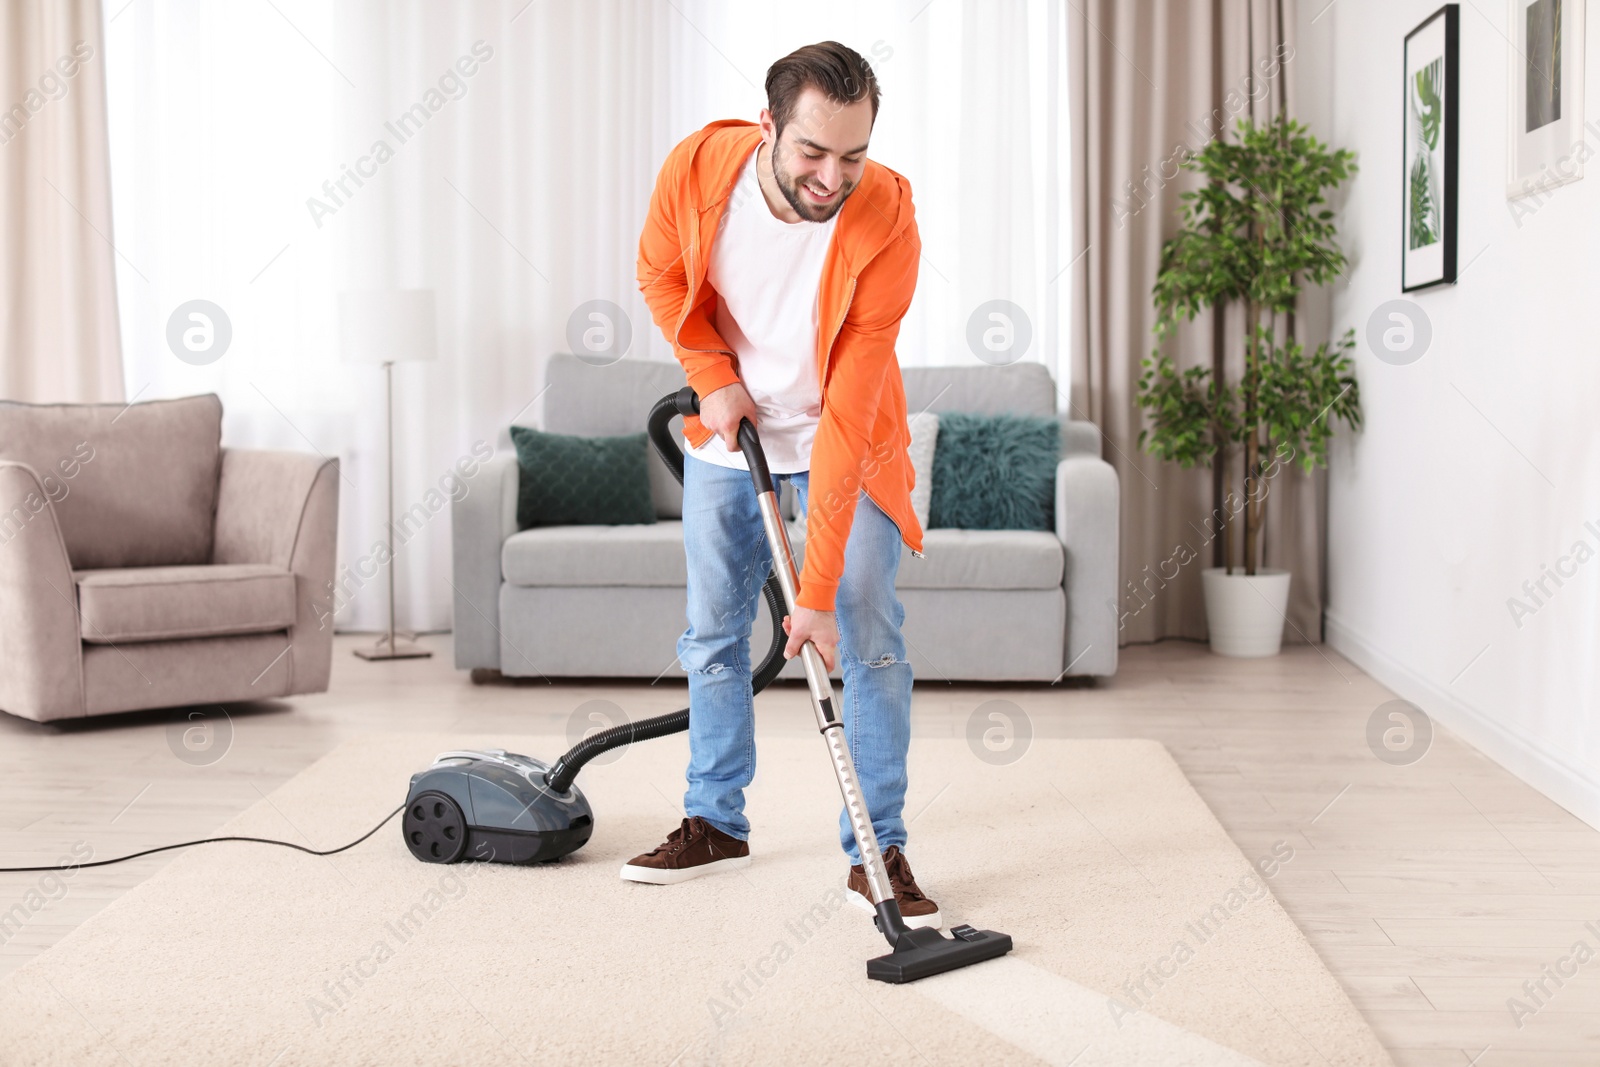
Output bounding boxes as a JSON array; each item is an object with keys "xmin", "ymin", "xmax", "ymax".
[
  {"xmin": 927, "ymin": 412, "xmax": 1060, "ymax": 531},
  {"xmin": 509, "ymin": 426, "xmax": 656, "ymax": 528}
]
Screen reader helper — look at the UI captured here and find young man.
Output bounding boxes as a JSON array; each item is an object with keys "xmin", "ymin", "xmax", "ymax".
[{"xmin": 629, "ymin": 41, "xmax": 938, "ymax": 927}]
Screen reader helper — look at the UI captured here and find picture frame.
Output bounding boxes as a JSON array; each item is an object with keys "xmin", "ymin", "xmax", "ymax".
[
  {"xmin": 1507, "ymin": 0, "xmax": 1587, "ymax": 199},
  {"xmin": 1402, "ymin": 5, "xmax": 1459, "ymax": 292}
]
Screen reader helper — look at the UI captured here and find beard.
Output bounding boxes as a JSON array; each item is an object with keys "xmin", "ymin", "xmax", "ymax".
[{"xmin": 771, "ymin": 140, "xmax": 854, "ymax": 223}]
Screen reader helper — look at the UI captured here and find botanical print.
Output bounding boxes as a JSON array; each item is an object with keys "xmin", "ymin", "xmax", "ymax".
[{"xmin": 1408, "ymin": 57, "xmax": 1443, "ymax": 251}]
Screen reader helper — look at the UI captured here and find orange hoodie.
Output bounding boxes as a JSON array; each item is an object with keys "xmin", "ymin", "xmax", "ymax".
[{"xmin": 637, "ymin": 119, "xmax": 924, "ymax": 612}]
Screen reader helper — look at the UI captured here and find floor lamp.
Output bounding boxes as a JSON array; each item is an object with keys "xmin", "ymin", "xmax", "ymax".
[{"xmin": 338, "ymin": 289, "xmax": 437, "ymax": 660}]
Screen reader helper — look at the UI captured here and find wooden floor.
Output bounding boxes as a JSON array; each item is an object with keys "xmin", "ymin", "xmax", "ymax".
[{"xmin": 2, "ymin": 635, "xmax": 1597, "ymax": 1065}]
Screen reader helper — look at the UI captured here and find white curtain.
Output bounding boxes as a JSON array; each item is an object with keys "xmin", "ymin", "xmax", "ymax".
[
  {"xmin": 102, "ymin": 0, "xmax": 1069, "ymax": 633},
  {"xmin": 2, "ymin": 0, "xmax": 123, "ymax": 403}
]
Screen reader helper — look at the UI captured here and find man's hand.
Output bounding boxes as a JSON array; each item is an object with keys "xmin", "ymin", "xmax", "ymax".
[
  {"xmin": 782, "ymin": 607, "xmax": 838, "ymax": 672},
  {"xmin": 699, "ymin": 382, "xmax": 758, "ymax": 451}
]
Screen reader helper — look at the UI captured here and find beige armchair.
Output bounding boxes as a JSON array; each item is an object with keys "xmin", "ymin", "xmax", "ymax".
[{"xmin": 0, "ymin": 393, "xmax": 339, "ymax": 722}]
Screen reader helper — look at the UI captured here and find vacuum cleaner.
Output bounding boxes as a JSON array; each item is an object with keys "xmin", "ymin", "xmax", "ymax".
[{"xmin": 400, "ymin": 387, "xmax": 1013, "ymax": 983}]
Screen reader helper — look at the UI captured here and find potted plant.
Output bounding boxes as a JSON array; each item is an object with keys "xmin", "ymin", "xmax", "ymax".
[{"xmin": 1137, "ymin": 116, "xmax": 1362, "ymax": 657}]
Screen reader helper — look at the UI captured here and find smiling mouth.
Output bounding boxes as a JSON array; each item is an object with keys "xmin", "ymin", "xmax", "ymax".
[{"xmin": 803, "ymin": 182, "xmax": 836, "ymax": 201}]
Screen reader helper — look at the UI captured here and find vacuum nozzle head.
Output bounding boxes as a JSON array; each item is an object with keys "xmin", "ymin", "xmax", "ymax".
[{"xmin": 866, "ymin": 924, "xmax": 1014, "ymax": 983}]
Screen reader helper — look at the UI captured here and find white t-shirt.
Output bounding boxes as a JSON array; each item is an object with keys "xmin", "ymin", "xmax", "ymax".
[{"xmin": 685, "ymin": 143, "xmax": 838, "ymax": 474}]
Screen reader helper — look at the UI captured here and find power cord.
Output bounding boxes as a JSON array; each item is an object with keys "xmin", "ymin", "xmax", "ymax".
[{"xmin": 0, "ymin": 803, "xmax": 405, "ymax": 873}]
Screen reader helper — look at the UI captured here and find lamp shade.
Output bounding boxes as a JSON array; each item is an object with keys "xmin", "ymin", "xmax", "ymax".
[{"xmin": 337, "ymin": 289, "xmax": 438, "ymax": 364}]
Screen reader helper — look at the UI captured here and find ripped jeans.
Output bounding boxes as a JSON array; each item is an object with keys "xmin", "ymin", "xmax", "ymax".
[{"xmin": 678, "ymin": 453, "xmax": 913, "ymax": 864}]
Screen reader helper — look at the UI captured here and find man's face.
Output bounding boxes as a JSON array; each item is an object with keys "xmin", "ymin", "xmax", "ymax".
[{"xmin": 762, "ymin": 85, "xmax": 873, "ymax": 223}]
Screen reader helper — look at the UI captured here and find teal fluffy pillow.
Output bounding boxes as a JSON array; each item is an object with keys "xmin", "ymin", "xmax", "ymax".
[
  {"xmin": 928, "ymin": 412, "xmax": 1061, "ymax": 530},
  {"xmin": 509, "ymin": 426, "xmax": 656, "ymax": 528}
]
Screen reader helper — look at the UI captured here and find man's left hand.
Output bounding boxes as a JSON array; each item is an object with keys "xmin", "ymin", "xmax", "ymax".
[{"xmin": 782, "ymin": 607, "xmax": 838, "ymax": 672}]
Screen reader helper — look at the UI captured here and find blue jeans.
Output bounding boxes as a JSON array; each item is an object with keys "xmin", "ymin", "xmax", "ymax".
[{"xmin": 678, "ymin": 453, "xmax": 914, "ymax": 864}]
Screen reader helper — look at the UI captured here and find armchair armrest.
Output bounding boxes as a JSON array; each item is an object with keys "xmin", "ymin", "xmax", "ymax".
[
  {"xmin": 0, "ymin": 461, "xmax": 86, "ymax": 720},
  {"xmin": 213, "ymin": 448, "xmax": 340, "ymax": 694},
  {"xmin": 451, "ymin": 452, "xmax": 519, "ymax": 670},
  {"xmin": 1055, "ymin": 454, "xmax": 1119, "ymax": 678}
]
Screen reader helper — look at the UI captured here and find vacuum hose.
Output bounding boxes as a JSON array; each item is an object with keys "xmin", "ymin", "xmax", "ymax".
[{"xmin": 543, "ymin": 387, "xmax": 789, "ymax": 794}]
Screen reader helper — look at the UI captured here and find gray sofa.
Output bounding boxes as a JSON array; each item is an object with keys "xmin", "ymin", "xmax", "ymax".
[
  {"xmin": 0, "ymin": 394, "xmax": 339, "ymax": 722},
  {"xmin": 453, "ymin": 354, "xmax": 1118, "ymax": 682}
]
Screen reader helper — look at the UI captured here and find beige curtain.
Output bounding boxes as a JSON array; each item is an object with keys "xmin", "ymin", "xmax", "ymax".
[
  {"xmin": 1069, "ymin": 0, "xmax": 1329, "ymax": 646},
  {"xmin": 0, "ymin": 0, "xmax": 123, "ymax": 403}
]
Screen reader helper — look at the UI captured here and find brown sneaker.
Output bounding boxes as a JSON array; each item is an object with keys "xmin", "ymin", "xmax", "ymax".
[
  {"xmin": 619, "ymin": 816, "xmax": 751, "ymax": 885},
  {"xmin": 846, "ymin": 845, "xmax": 942, "ymax": 930}
]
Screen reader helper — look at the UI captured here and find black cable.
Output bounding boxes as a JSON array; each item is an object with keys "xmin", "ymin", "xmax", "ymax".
[{"xmin": 0, "ymin": 803, "xmax": 405, "ymax": 873}]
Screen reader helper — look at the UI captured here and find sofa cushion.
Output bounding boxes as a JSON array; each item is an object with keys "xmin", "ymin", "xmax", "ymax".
[
  {"xmin": 501, "ymin": 522, "xmax": 1062, "ymax": 592},
  {"xmin": 785, "ymin": 525, "xmax": 1065, "ymax": 590},
  {"xmin": 510, "ymin": 426, "xmax": 657, "ymax": 528},
  {"xmin": 503, "ymin": 523, "xmax": 689, "ymax": 588},
  {"xmin": 929, "ymin": 412, "xmax": 1061, "ymax": 531},
  {"xmin": 840, "ymin": 527, "xmax": 1063, "ymax": 591},
  {"xmin": 906, "ymin": 411, "xmax": 939, "ymax": 531},
  {"xmin": 75, "ymin": 564, "xmax": 296, "ymax": 644},
  {"xmin": 0, "ymin": 394, "xmax": 223, "ymax": 569}
]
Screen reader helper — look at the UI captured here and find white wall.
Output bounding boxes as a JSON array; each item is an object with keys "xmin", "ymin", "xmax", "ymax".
[{"xmin": 1305, "ymin": 0, "xmax": 1600, "ymax": 826}]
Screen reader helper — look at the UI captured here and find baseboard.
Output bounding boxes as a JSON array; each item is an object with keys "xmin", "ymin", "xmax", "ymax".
[{"xmin": 1326, "ymin": 610, "xmax": 1600, "ymax": 832}]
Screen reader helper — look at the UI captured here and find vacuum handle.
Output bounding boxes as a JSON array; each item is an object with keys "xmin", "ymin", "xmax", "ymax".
[
  {"xmin": 674, "ymin": 386, "xmax": 775, "ymax": 497},
  {"xmin": 677, "ymin": 387, "xmax": 809, "ymax": 658}
]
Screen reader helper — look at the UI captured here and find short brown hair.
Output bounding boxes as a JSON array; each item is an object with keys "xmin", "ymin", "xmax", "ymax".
[{"xmin": 765, "ymin": 41, "xmax": 880, "ymax": 142}]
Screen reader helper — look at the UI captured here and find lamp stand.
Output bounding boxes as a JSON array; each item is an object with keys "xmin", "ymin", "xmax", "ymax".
[{"xmin": 355, "ymin": 359, "xmax": 431, "ymax": 661}]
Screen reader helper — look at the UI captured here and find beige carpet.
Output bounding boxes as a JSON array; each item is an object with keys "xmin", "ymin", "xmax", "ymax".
[{"xmin": 3, "ymin": 734, "xmax": 1392, "ymax": 1066}]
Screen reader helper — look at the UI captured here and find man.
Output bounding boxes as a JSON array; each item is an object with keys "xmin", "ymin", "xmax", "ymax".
[{"xmin": 629, "ymin": 41, "xmax": 938, "ymax": 928}]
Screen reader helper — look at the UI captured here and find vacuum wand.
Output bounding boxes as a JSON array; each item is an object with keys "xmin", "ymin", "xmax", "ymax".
[
  {"xmin": 677, "ymin": 388, "xmax": 899, "ymax": 921},
  {"xmin": 675, "ymin": 387, "xmax": 1014, "ymax": 981}
]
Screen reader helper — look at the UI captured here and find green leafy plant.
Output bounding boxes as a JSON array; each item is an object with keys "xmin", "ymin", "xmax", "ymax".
[
  {"xmin": 1414, "ymin": 60, "xmax": 1442, "ymax": 149},
  {"xmin": 1138, "ymin": 115, "xmax": 1362, "ymax": 575},
  {"xmin": 1408, "ymin": 152, "xmax": 1438, "ymax": 249}
]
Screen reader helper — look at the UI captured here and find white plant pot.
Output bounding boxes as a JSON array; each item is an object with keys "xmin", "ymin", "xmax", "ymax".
[{"xmin": 1200, "ymin": 567, "xmax": 1292, "ymax": 657}]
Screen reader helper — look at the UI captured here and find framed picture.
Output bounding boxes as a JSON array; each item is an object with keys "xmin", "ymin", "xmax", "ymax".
[
  {"xmin": 1403, "ymin": 5, "xmax": 1459, "ymax": 292},
  {"xmin": 1507, "ymin": 0, "xmax": 1587, "ymax": 199}
]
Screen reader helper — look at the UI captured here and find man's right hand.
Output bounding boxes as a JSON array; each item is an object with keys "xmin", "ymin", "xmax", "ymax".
[{"xmin": 698, "ymin": 382, "xmax": 758, "ymax": 452}]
